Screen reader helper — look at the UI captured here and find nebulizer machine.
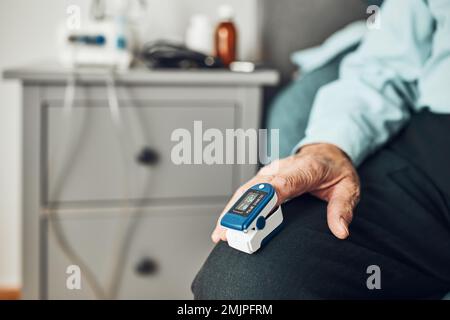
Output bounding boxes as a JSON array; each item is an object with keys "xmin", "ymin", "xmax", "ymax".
[
  {"xmin": 57, "ymin": 0, "xmax": 144, "ymax": 70},
  {"xmin": 50, "ymin": 0, "xmax": 151, "ymax": 299}
]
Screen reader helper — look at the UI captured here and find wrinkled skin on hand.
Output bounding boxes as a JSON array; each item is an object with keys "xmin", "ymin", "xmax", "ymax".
[{"xmin": 211, "ymin": 143, "xmax": 360, "ymax": 242}]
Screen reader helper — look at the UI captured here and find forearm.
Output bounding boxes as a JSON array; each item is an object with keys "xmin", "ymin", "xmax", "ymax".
[{"xmin": 294, "ymin": 0, "xmax": 434, "ymax": 166}]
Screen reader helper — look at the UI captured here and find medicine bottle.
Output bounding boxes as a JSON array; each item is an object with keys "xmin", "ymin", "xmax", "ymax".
[{"xmin": 214, "ymin": 5, "xmax": 237, "ymax": 67}]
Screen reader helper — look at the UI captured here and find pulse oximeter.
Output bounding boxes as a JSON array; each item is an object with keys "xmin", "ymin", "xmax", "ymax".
[{"xmin": 220, "ymin": 183, "xmax": 284, "ymax": 254}]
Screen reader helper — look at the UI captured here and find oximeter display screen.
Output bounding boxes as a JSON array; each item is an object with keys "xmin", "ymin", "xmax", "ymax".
[{"xmin": 230, "ymin": 189, "xmax": 267, "ymax": 216}]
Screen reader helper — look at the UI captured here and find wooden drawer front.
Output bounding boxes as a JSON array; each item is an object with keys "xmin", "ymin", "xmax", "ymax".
[
  {"xmin": 46, "ymin": 206, "xmax": 219, "ymax": 299},
  {"xmin": 46, "ymin": 100, "xmax": 237, "ymax": 205}
]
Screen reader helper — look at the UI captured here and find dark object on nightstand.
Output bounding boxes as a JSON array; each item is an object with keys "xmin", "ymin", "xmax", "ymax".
[{"xmin": 140, "ymin": 41, "xmax": 224, "ymax": 69}]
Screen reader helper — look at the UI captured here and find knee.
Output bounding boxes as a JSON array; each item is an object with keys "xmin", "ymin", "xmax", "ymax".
[
  {"xmin": 192, "ymin": 241, "xmax": 280, "ymax": 299},
  {"xmin": 191, "ymin": 242, "xmax": 243, "ymax": 299},
  {"xmin": 191, "ymin": 202, "xmax": 330, "ymax": 299},
  {"xmin": 191, "ymin": 257, "xmax": 214, "ymax": 300},
  {"xmin": 191, "ymin": 240, "xmax": 323, "ymax": 300}
]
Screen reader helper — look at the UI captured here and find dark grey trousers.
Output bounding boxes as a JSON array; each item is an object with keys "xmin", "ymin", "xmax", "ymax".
[{"xmin": 191, "ymin": 110, "xmax": 450, "ymax": 299}]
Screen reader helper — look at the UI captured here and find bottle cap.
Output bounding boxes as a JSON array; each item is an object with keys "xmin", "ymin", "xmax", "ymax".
[{"xmin": 218, "ymin": 4, "xmax": 234, "ymax": 20}]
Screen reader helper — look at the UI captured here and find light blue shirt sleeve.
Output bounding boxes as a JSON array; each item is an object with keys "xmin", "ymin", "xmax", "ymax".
[{"xmin": 293, "ymin": 0, "xmax": 435, "ymax": 166}]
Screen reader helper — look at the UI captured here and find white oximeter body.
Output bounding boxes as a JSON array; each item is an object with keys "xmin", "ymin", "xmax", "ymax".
[{"xmin": 220, "ymin": 183, "xmax": 284, "ymax": 254}]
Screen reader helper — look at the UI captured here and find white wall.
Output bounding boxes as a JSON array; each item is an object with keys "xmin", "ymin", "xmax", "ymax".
[
  {"xmin": 0, "ymin": 0, "xmax": 259, "ymax": 288},
  {"xmin": 0, "ymin": 0, "xmax": 71, "ymax": 288}
]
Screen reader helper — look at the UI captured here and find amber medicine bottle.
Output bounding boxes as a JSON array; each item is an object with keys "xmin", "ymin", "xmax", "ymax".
[{"xmin": 214, "ymin": 5, "xmax": 237, "ymax": 67}]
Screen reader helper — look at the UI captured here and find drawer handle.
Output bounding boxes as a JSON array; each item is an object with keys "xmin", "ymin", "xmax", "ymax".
[
  {"xmin": 136, "ymin": 147, "xmax": 159, "ymax": 166},
  {"xmin": 135, "ymin": 257, "xmax": 158, "ymax": 276}
]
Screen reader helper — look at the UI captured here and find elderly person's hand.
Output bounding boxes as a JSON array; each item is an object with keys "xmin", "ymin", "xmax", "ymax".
[{"xmin": 211, "ymin": 143, "xmax": 360, "ymax": 242}]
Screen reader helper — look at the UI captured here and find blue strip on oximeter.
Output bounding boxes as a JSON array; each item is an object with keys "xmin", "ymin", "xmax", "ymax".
[{"xmin": 220, "ymin": 183, "xmax": 283, "ymax": 254}]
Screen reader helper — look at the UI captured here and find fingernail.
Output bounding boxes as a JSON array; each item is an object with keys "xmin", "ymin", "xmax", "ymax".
[{"xmin": 340, "ymin": 217, "xmax": 350, "ymax": 237}]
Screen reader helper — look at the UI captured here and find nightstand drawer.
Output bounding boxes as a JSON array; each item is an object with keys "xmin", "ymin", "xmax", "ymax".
[
  {"xmin": 45, "ymin": 100, "xmax": 237, "ymax": 205},
  {"xmin": 46, "ymin": 205, "xmax": 219, "ymax": 299}
]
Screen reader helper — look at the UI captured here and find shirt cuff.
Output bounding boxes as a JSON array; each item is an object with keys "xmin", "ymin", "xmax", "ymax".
[{"xmin": 290, "ymin": 121, "xmax": 373, "ymax": 167}]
